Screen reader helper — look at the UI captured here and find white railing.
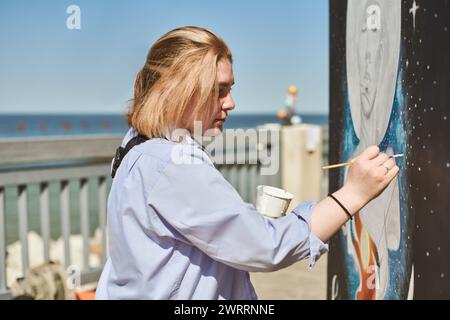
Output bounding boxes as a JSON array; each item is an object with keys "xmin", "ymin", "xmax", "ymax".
[{"xmin": 0, "ymin": 135, "xmax": 121, "ymax": 299}]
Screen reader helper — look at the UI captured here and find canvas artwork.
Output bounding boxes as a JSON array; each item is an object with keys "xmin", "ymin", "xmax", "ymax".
[{"xmin": 328, "ymin": 0, "xmax": 450, "ymax": 299}]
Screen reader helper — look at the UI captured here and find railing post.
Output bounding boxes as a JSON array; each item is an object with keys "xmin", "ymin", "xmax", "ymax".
[
  {"xmin": 220, "ymin": 166, "xmax": 228, "ymax": 181},
  {"xmin": 39, "ymin": 183, "xmax": 50, "ymax": 262},
  {"xmin": 60, "ymin": 180, "xmax": 71, "ymax": 267},
  {"xmin": 228, "ymin": 166, "xmax": 238, "ymax": 189},
  {"xmin": 0, "ymin": 187, "xmax": 6, "ymax": 292},
  {"xmin": 18, "ymin": 185, "xmax": 29, "ymax": 276},
  {"xmin": 98, "ymin": 177, "xmax": 107, "ymax": 263},
  {"xmin": 80, "ymin": 178, "xmax": 90, "ymax": 270},
  {"xmin": 248, "ymin": 165, "xmax": 257, "ymax": 205},
  {"xmin": 238, "ymin": 165, "xmax": 248, "ymax": 202}
]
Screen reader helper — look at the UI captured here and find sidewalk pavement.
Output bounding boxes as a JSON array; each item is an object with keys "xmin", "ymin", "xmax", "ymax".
[{"xmin": 250, "ymin": 254, "xmax": 327, "ymax": 300}]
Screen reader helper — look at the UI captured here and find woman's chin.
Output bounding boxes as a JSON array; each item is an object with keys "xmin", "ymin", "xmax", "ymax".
[{"xmin": 204, "ymin": 123, "xmax": 224, "ymax": 137}]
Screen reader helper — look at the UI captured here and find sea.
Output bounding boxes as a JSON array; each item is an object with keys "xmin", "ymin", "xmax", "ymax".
[{"xmin": 0, "ymin": 113, "xmax": 328, "ymax": 138}]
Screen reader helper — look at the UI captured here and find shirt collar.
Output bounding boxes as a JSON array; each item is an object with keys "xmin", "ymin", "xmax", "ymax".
[
  {"xmin": 125, "ymin": 127, "xmax": 208, "ymax": 155},
  {"xmin": 185, "ymin": 133, "xmax": 207, "ymax": 151},
  {"xmin": 163, "ymin": 128, "xmax": 206, "ymax": 151}
]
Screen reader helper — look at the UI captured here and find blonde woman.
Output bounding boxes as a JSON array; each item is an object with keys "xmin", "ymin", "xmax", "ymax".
[{"xmin": 95, "ymin": 26, "xmax": 399, "ymax": 299}]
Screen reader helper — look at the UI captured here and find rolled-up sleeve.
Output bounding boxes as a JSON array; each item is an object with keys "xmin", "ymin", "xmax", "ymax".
[
  {"xmin": 146, "ymin": 159, "xmax": 328, "ymax": 272},
  {"xmin": 291, "ymin": 202, "xmax": 329, "ymax": 269}
]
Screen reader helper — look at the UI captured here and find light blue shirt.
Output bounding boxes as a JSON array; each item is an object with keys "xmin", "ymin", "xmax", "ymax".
[{"xmin": 96, "ymin": 128, "xmax": 328, "ymax": 300}]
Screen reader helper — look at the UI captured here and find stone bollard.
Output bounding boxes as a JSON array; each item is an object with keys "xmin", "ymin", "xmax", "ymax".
[{"xmin": 281, "ymin": 124, "xmax": 323, "ymax": 213}]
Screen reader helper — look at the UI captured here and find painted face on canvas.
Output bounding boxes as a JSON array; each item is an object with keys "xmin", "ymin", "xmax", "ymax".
[{"xmin": 358, "ymin": 5, "xmax": 382, "ymax": 118}]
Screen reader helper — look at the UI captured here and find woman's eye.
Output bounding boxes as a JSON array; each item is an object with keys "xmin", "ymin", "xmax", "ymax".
[{"xmin": 219, "ymin": 86, "xmax": 232, "ymax": 98}]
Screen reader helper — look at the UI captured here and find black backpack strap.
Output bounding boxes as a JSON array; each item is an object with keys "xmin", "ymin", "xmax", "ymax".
[{"xmin": 111, "ymin": 134, "xmax": 149, "ymax": 178}]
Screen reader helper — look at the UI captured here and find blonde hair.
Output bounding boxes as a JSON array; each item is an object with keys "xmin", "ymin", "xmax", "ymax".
[{"xmin": 127, "ymin": 26, "xmax": 233, "ymax": 138}]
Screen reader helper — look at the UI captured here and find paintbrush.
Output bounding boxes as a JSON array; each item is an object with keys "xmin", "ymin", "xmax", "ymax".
[{"xmin": 322, "ymin": 154, "xmax": 404, "ymax": 170}]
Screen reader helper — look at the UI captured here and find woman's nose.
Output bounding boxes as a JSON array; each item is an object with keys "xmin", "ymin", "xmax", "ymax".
[{"xmin": 223, "ymin": 94, "xmax": 235, "ymax": 111}]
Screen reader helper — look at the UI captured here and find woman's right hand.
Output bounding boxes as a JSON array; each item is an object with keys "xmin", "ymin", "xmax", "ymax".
[
  {"xmin": 344, "ymin": 145, "xmax": 399, "ymax": 207},
  {"xmin": 310, "ymin": 145, "xmax": 400, "ymax": 242}
]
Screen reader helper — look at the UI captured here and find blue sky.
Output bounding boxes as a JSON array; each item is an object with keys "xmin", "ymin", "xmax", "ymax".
[{"xmin": 0, "ymin": 0, "xmax": 329, "ymax": 115}]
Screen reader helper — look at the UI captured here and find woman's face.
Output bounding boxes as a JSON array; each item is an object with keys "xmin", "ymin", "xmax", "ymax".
[
  {"xmin": 186, "ymin": 59, "xmax": 235, "ymax": 136},
  {"xmin": 211, "ymin": 59, "xmax": 235, "ymax": 134}
]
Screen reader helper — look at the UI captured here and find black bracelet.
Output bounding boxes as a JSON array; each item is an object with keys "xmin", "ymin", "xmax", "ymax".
[{"xmin": 328, "ymin": 193, "xmax": 353, "ymax": 221}]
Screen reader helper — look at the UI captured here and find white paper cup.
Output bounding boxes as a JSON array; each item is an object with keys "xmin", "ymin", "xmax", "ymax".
[{"xmin": 256, "ymin": 185, "xmax": 294, "ymax": 219}]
